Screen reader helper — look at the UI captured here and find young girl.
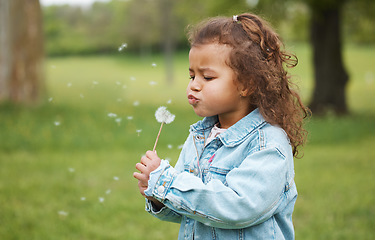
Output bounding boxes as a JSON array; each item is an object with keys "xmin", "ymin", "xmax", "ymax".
[{"xmin": 134, "ymin": 13, "xmax": 309, "ymax": 239}]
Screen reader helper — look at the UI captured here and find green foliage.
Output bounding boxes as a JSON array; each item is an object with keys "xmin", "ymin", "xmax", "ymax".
[
  {"xmin": 0, "ymin": 43, "xmax": 374, "ymax": 239},
  {"xmin": 42, "ymin": 0, "xmax": 375, "ymax": 56}
]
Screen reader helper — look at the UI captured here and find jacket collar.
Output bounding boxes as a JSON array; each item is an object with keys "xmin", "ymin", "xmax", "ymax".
[{"xmin": 189, "ymin": 108, "xmax": 266, "ymax": 147}]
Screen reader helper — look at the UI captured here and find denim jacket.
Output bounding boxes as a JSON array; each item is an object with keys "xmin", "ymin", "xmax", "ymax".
[{"xmin": 144, "ymin": 109, "xmax": 297, "ymax": 239}]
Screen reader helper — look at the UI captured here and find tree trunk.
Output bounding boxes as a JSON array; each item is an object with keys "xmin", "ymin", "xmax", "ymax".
[
  {"xmin": 309, "ymin": 3, "xmax": 349, "ymax": 115},
  {"xmin": 0, "ymin": 0, "xmax": 44, "ymax": 104}
]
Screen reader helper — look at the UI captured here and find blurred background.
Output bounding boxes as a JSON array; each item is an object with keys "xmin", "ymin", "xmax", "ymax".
[{"xmin": 0, "ymin": 0, "xmax": 374, "ymax": 239}]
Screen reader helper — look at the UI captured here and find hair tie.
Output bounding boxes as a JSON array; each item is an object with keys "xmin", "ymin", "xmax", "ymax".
[{"xmin": 233, "ymin": 15, "xmax": 238, "ymax": 22}]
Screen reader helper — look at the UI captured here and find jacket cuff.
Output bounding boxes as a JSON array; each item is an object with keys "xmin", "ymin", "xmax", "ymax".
[{"xmin": 144, "ymin": 159, "xmax": 177, "ymax": 201}]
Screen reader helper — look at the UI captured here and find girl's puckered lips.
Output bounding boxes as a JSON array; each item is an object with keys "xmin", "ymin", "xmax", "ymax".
[{"xmin": 187, "ymin": 94, "xmax": 199, "ymax": 105}]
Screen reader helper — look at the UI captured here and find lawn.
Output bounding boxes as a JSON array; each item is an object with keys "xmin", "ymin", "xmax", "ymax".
[{"xmin": 0, "ymin": 43, "xmax": 374, "ymax": 239}]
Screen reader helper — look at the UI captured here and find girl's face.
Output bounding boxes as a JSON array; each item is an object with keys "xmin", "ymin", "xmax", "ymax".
[{"xmin": 187, "ymin": 43, "xmax": 252, "ymax": 129}]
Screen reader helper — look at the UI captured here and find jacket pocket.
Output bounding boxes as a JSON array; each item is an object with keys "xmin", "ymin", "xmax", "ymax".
[{"xmin": 207, "ymin": 166, "xmax": 231, "ymax": 186}]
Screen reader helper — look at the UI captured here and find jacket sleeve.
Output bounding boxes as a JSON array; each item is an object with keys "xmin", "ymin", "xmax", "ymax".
[
  {"xmin": 144, "ymin": 145, "xmax": 295, "ymax": 229},
  {"xmin": 144, "ymin": 142, "xmax": 189, "ymax": 223}
]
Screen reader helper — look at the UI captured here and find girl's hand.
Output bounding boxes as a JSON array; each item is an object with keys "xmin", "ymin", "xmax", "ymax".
[
  {"xmin": 133, "ymin": 151, "xmax": 164, "ymax": 210},
  {"xmin": 133, "ymin": 151, "xmax": 161, "ymax": 197}
]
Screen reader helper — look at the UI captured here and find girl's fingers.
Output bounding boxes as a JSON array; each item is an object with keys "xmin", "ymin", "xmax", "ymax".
[
  {"xmin": 140, "ymin": 155, "xmax": 149, "ymax": 166},
  {"xmin": 133, "ymin": 172, "xmax": 148, "ymax": 183},
  {"xmin": 135, "ymin": 162, "xmax": 147, "ymax": 173}
]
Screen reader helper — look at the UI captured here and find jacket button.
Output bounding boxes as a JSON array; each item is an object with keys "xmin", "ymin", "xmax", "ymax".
[
  {"xmin": 157, "ymin": 185, "xmax": 165, "ymax": 194},
  {"xmin": 193, "ymin": 168, "xmax": 199, "ymax": 176}
]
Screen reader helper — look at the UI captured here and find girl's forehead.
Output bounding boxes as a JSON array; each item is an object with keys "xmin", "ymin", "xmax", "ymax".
[{"xmin": 189, "ymin": 43, "xmax": 233, "ymax": 71}]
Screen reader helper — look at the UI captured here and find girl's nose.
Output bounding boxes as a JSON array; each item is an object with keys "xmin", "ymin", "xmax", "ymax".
[{"xmin": 189, "ymin": 78, "xmax": 201, "ymax": 91}]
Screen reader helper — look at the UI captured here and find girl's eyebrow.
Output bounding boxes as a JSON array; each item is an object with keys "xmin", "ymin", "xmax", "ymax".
[{"xmin": 189, "ymin": 67, "xmax": 216, "ymax": 73}]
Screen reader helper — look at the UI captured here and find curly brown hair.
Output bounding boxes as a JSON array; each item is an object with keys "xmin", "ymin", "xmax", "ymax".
[{"xmin": 188, "ymin": 13, "xmax": 310, "ymax": 157}]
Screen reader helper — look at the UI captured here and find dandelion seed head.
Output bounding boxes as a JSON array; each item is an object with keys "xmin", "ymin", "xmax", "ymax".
[
  {"xmin": 113, "ymin": 176, "xmax": 119, "ymax": 181},
  {"xmin": 99, "ymin": 197, "xmax": 105, "ymax": 203},
  {"xmin": 80, "ymin": 94, "xmax": 84, "ymax": 99},
  {"xmin": 48, "ymin": 97, "xmax": 53, "ymax": 102},
  {"xmin": 81, "ymin": 197, "xmax": 86, "ymax": 201},
  {"xmin": 167, "ymin": 144, "xmax": 173, "ymax": 149},
  {"xmin": 116, "ymin": 81, "xmax": 121, "ymax": 85},
  {"xmin": 92, "ymin": 81, "xmax": 99, "ymax": 85},
  {"xmin": 115, "ymin": 118, "xmax": 122, "ymax": 124},
  {"xmin": 133, "ymin": 101, "xmax": 140, "ymax": 106},
  {"xmin": 155, "ymin": 106, "xmax": 175, "ymax": 124},
  {"xmin": 68, "ymin": 167, "xmax": 75, "ymax": 173},
  {"xmin": 167, "ymin": 99, "xmax": 172, "ymax": 104},
  {"xmin": 67, "ymin": 83, "xmax": 72, "ymax": 87},
  {"xmin": 127, "ymin": 116, "xmax": 133, "ymax": 120},
  {"xmin": 151, "ymin": 62, "xmax": 157, "ymax": 67},
  {"xmin": 130, "ymin": 76, "xmax": 136, "ymax": 81},
  {"xmin": 106, "ymin": 189, "xmax": 111, "ymax": 195},
  {"xmin": 54, "ymin": 121, "xmax": 61, "ymax": 126},
  {"xmin": 122, "ymin": 85, "xmax": 127, "ymax": 89}
]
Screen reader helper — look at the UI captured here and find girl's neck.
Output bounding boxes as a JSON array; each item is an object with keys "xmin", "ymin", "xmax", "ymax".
[{"xmin": 218, "ymin": 106, "xmax": 255, "ymax": 129}]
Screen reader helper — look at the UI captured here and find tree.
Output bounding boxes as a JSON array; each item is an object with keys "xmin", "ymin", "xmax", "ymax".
[
  {"xmin": 307, "ymin": 0, "xmax": 349, "ymax": 115},
  {"xmin": 0, "ymin": 0, "xmax": 44, "ymax": 104}
]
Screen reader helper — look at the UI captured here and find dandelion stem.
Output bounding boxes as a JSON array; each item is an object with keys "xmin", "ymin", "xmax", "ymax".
[{"xmin": 153, "ymin": 122, "xmax": 164, "ymax": 151}]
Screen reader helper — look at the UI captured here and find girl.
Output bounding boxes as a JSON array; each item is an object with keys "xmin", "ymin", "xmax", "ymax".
[{"xmin": 134, "ymin": 13, "xmax": 309, "ymax": 240}]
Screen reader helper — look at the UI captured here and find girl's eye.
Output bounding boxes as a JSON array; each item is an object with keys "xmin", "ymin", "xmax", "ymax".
[{"xmin": 204, "ymin": 77, "xmax": 213, "ymax": 81}]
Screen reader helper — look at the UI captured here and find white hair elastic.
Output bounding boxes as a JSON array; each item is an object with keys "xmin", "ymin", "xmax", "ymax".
[{"xmin": 233, "ymin": 15, "xmax": 238, "ymax": 22}]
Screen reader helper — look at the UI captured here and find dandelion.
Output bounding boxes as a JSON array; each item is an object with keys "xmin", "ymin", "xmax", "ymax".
[
  {"xmin": 54, "ymin": 121, "xmax": 61, "ymax": 126},
  {"xmin": 167, "ymin": 144, "xmax": 173, "ymax": 149},
  {"xmin": 122, "ymin": 85, "xmax": 127, "ymax": 89},
  {"xmin": 151, "ymin": 62, "xmax": 157, "ymax": 67},
  {"xmin": 116, "ymin": 81, "xmax": 121, "ymax": 85},
  {"xmin": 136, "ymin": 129, "xmax": 142, "ymax": 136},
  {"xmin": 153, "ymin": 106, "xmax": 175, "ymax": 151},
  {"xmin": 113, "ymin": 176, "xmax": 119, "ymax": 181},
  {"xmin": 105, "ymin": 189, "xmax": 111, "ymax": 195},
  {"xmin": 130, "ymin": 76, "xmax": 136, "ymax": 81},
  {"xmin": 80, "ymin": 197, "xmax": 86, "ymax": 201},
  {"xmin": 108, "ymin": 113, "xmax": 117, "ymax": 118},
  {"xmin": 92, "ymin": 81, "xmax": 99, "ymax": 85},
  {"xmin": 127, "ymin": 116, "xmax": 133, "ymax": 120},
  {"xmin": 67, "ymin": 82, "xmax": 72, "ymax": 87},
  {"xmin": 80, "ymin": 94, "xmax": 84, "ymax": 99},
  {"xmin": 48, "ymin": 97, "xmax": 53, "ymax": 102},
  {"xmin": 133, "ymin": 101, "xmax": 140, "ymax": 106},
  {"xmin": 68, "ymin": 167, "xmax": 75, "ymax": 173},
  {"xmin": 99, "ymin": 197, "xmax": 105, "ymax": 203},
  {"xmin": 167, "ymin": 99, "xmax": 172, "ymax": 104}
]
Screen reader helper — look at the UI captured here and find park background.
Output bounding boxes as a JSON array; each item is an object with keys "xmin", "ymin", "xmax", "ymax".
[{"xmin": 0, "ymin": 0, "xmax": 374, "ymax": 239}]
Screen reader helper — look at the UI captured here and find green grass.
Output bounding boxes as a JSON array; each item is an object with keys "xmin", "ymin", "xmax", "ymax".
[{"xmin": 1, "ymin": 43, "xmax": 374, "ymax": 239}]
